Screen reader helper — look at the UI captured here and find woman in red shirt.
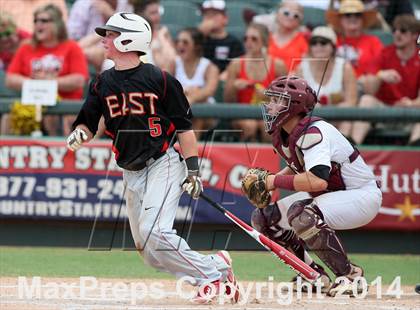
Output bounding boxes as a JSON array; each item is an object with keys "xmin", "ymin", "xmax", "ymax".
[
  {"xmin": 224, "ymin": 23, "xmax": 286, "ymax": 142},
  {"xmin": 267, "ymin": 0, "xmax": 308, "ymax": 72},
  {"xmin": 6, "ymin": 4, "xmax": 88, "ymax": 136}
]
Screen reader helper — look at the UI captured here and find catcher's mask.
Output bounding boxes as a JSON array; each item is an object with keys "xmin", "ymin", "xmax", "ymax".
[{"xmin": 261, "ymin": 76, "xmax": 317, "ymax": 133}]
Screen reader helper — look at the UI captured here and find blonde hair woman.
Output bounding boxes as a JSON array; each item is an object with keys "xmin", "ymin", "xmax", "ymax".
[{"xmin": 6, "ymin": 4, "xmax": 88, "ymax": 136}]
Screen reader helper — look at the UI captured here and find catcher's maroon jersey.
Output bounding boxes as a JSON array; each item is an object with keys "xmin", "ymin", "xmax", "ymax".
[{"xmin": 73, "ymin": 63, "xmax": 192, "ymax": 170}]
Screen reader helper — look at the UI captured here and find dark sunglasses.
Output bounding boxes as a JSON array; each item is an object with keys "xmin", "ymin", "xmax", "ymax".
[
  {"xmin": 281, "ymin": 9, "xmax": 302, "ymax": 21},
  {"xmin": 0, "ymin": 28, "xmax": 14, "ymax": 39},
  {"xmin": 309, "ymin": 38, "xmax": 331, "ymax": 46},
  {"xmin": 343, "ymin": 13, "xmax": 363, "ymax": 18},
  {"xmin": 392, "ymin": 27, "xmax": 409, "ymax": 34},
  {"xmin": 34, "ymin": 18, "xmax": 53, "ymax": 24},
  {"xmin": 244, "ymin": 35, "xmax": 259, "ymax": 42}
]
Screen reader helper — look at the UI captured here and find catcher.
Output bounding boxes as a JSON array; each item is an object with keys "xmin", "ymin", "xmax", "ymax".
[{"xmin": 242, "ymin": 76, "xmax": 382, "ymax": 296}]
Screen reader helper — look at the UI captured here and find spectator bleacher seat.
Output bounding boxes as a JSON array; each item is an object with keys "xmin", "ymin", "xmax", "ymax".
[
  {"xmin": 225, "ymin": 1, "xmax": 266, "ymax": 30},
  {"xmin": 160, "ymin": 0, "xmax": 201, "ymax": 29},
  {"xmin": 303, "ymin": 6, "xmax": 326, "ymax": 29},
  {"xmin": 0, "ymin": 71, "xmax": 20, "ymax": 98},
  {"xmin": 367, "ymin": 29, "xmax": 393, "ymax": 45}
]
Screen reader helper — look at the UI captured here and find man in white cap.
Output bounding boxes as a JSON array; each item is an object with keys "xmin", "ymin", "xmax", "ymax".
[{"xmin": 198, "ymin": 0, "xmax": 244, "ymax": 77}]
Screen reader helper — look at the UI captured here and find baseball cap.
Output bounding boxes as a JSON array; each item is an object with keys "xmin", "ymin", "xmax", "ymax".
[
  {"xmin": 201, "ymin": 0, "xmax": 226, "ymax": 12},
  {"xmin": 311, "ymin": 26, "xmax": 337, "ymax": 45}
]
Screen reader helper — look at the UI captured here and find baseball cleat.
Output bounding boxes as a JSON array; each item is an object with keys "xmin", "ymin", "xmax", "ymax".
[
  {"xmin": 327, "ymin": 264, "xmax": 365, "ymax": 297},
  {"xmin": 192, "ymin": 280, "xmax": 224, "ymax": 304},
  {"xmin": 217, "ymin": 250, "xmax": 240, "ymax": 303}
]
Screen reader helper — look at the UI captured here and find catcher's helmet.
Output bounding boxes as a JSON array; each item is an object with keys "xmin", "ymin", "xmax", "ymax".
[
  {"xmin": 261, "ymin": 76, "xmax": 317, "ymax": 133},
  {"xmin": 95, "ymin": 12, "xmax": 152, "ymax": 55}
]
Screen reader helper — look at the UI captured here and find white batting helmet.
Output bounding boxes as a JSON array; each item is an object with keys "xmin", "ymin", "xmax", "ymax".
[{"xmin": 95, "ymin": 12, "xmax": 152, "ymax": 55}]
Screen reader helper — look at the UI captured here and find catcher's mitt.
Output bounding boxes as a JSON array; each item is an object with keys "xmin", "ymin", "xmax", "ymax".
[{"xmin": 241, "ymin": 168, "xmax": 272, "ymax": 209}]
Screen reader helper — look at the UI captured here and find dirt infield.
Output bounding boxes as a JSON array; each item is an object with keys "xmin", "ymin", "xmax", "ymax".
[{"xmin": 1, "ymin": 277, "xmax": 419, "ymax": 310}]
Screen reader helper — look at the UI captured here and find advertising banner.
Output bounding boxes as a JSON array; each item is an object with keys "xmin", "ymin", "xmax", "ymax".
[{"xmin": 0, "ymin": 138, "xmax": 418, "ymax": 231}]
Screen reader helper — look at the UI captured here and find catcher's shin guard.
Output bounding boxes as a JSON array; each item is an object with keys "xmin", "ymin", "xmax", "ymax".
[
  {"xmin": 251, "ymin": 203, "xmax": 309, "ymax": 264},
  {"xmin": 287, "ymin": 199, "xmax": 351, "ymax": 277}
]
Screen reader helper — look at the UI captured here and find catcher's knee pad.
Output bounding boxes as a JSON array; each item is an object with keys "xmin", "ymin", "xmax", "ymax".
[
  {"xmin": 286, "ymin": 199, "xmax": 323, "ymax": 240},
  {"xmin": 287, "ymin": 199, "xmax": 351, "ymax": 276},
  {"xmin": 251, "ymin": 203, "xmax": 282, "ymax": 234},
  {"xmin": 252, "ymin": 203, "xmax": 304, "ymax": 257}
]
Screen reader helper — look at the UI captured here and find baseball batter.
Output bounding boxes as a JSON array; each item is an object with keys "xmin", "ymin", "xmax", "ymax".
[
  {"xmin": 66, "ymin": 13, "xmax": 239, "ymax": 303},
  {"xmin": 242, "ymin": 76, "xmax": 382, "ymax": 296}
]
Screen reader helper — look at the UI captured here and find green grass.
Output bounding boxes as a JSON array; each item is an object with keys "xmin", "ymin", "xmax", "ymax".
[{"xmin": 1, "ymin": 247, "xmax": 419, "ymax": 285}]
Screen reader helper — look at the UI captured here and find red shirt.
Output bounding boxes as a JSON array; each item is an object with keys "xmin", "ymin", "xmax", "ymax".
[
  {"xmin": 0, "ymin": 29, "xmax": 31, "ymax": 70},
  {"xmin": 7, "ymin": 40, "xmax": 88, "ymax": 99},
  {"xmin": 237, "ymin": 57, "xmax": 277, "ymax": 104},
  {"xmin": 373, "ymin": 45, "xmax": 420, "ymax": 105},
  {"xmin": 336, "ymin": 34, "xmax": 383, "ymax": 77},
  {"xmin": 268, "ymin": 32, "xmax": 308, "ymax": 72}
]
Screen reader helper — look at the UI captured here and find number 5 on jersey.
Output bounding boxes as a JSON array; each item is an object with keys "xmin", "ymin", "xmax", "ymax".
[{"xmin": 106, "ymin": 92, "xmax": 161, "ymax": 137}]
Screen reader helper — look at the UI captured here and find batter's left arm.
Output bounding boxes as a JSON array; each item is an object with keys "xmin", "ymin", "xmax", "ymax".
[{"xmin": 177, "ymin": 130, "xmax": 199, "ymax": 159}]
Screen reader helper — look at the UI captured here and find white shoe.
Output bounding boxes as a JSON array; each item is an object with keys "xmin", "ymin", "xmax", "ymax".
[
  {"xmin": 328, "ymin": 264, "xmax": 366, "ymax": 297},
  {"xmin": 217, "ymin": 250, "xmax": 240, "ymax": 303},
  {"xmin": 192, "ymin": 279, "xmax": 224, "ymax": 304}
]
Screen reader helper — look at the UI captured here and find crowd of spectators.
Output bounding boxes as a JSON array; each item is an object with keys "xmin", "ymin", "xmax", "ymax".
[{"xmin": 0, "ymin": 0, "xmax": 418, "ymax": 145}]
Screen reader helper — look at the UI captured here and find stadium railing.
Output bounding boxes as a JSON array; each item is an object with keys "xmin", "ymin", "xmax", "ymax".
[{"xmin": 1, "ymin": 99, "xmax": 420, "ymax": 121}]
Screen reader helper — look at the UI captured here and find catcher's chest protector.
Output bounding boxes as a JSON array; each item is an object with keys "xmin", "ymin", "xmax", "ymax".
[
  {"xmin": 272, "ymin": 116, "xmax": 349, "ymax": 195},
  {"xmin": 272, "ymin": 116, "xmax": 323, "ymax": 173}
]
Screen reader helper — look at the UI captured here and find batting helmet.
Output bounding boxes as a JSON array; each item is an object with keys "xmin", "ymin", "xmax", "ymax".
[
  {"xmin": 261, "ymin": 76, "xmax": 317, "ymax": 133},
  {"xmin": 95, "ymin": 12, "xmax": 152, "ymax": 55}
]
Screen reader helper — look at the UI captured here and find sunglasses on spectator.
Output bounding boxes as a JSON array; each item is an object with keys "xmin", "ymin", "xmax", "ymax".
[
  {"xmin": 244, "ymin": 35, "xmax": 259, "ymax": 42},
  {"xmin": 0, "ymin": 28, "xmax": 14, "ymax": 39},
  {"xmin": 34, "ymin": 18, "xmax": 53, "ymax": 24},
  {"xmin": 342, "ymin": 13, "xmax": 363, "ymax": 18},
  {"xmin": 280, "ymin": 9, "xmax": 302, "ymax": 21},
  {"xmin": 309, "ymin": 38, "xmax": 331, "ymax": 46},
  {"xmin": 392, "ymin": 27, "xmax": 409, "ymax": 34}
]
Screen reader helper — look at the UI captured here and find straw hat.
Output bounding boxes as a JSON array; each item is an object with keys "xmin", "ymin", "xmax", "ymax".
[{"xmin": 326, "ymin": 0, "xmax": 378, "ymax": 31}]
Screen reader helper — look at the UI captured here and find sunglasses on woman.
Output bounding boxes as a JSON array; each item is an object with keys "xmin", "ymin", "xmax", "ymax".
[
  {"xmin": 34, "ymin": 18, "xmax": 53, "ymax": 24},
  {"xmin": 342, "ymin": 13, "xmax": 363, "ymax": 18},
  {"xmin": 244, "ymin": 35, "xmax": 259, "ymax": 43},
  {"xmin": 309, "ymin": 38, "xmax": 331, "ymax": 46},
  {"xmin": 392, "ymin": 27, "xmax": 408, "ymax": 34},
  {"xmin": 280, "ymin": 9, "xmax": 302, "ymax": 21}
]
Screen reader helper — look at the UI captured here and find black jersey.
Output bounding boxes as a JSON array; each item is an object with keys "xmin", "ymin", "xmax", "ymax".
[{"xmin": 72, "ymin": 63, "xmax": 192, "ymax": 171}]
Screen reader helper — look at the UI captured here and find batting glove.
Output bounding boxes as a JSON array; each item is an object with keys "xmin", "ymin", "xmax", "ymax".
[
  {"xmin": 182, "ymin": 172, "xmax": 203, "ymax": 199},
  {"xmin": 67, "ymin": 128, "xmax": 88, "ymax": 151}
]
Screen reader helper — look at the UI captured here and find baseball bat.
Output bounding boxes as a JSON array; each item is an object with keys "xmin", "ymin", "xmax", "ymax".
[{"xmin": 199, "ymin": 192, "xmax": 320, "ymax": 282}]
